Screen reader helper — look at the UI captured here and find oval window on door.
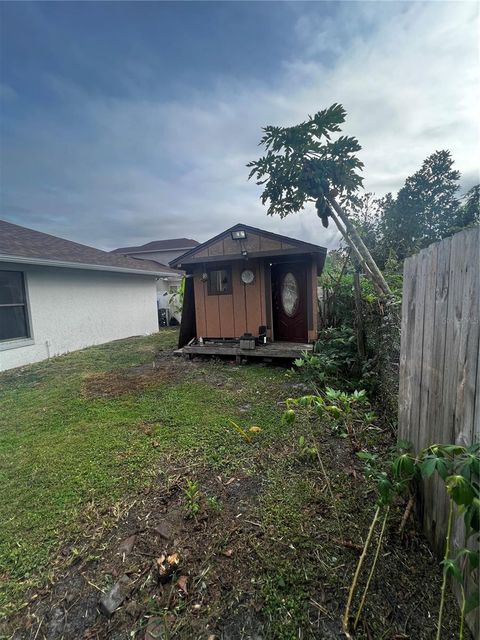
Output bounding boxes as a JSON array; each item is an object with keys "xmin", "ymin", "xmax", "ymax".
[{"xmin": 281, "ymin": 272, "xmax": 299, "ymax": 317}]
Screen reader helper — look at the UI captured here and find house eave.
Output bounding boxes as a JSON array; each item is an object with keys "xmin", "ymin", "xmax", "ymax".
[
  {"xmin": 0, "ymin": 254, "xmax": 170, "ymax": 277},
  {"xmin": 174, "ymin": 247, "xmax": 327, "ymax": 269}
]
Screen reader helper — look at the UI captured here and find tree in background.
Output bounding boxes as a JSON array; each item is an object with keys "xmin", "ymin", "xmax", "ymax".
[
  {"xmin": 247, "ymin": 104, "xmax": 391, "ymax": 297},
  {"xmin": 456, "ymin": 184, "xmax": 480, "ymax": 230},
  {"xmin": 349, "ymin": 151, "xmax": 479, "ymax": 267}
]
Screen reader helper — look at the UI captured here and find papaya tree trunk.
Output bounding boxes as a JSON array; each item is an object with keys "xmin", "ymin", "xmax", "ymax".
[
  {"xmin": 327, "ymin": 195, "xmax": 392, "ymax": 297},
  {"xmin": 324, "ymin": 207, "xmax": 386, "ymax": 298}
]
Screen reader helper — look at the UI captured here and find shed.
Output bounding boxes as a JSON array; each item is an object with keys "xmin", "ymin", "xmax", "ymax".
[{"xmin": 170, "ymin": 223, "xmax": 327, "ymax": 359}]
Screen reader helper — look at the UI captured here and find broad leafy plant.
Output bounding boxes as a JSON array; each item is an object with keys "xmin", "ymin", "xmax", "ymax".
[
  {"xmin": 344, "ymin": 442, "xmax": 479, "ymax": 638},
  {"xmin": 284, "ymin": 388, "xmax": 370, "ymax": 438},
  {"xmin": 418, "ymin": 443, "xmax": 479, "ymax": 639},
  {"xmin": 294, "ymin": 325, "xmax": 360, "ymax": 389},
  {"xmin": 248, "ymin": 103, "xmax": 391, "ymax": 296},
  {"xmin": 182, "ymin": 479, "xmax": 201, "ymax": 518}
]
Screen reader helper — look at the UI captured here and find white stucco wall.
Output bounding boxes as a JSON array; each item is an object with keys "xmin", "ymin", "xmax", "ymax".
[{"xmin": 0, "ymin": 263, "xmax": 159, "ymax": 372}]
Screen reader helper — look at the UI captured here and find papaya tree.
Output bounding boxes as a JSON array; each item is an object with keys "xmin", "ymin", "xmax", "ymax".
[{"xmin": 247, "ymin": 103, "xmax": 391, "ymax": 297}]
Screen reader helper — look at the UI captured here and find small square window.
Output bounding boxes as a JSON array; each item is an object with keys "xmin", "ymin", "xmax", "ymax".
[{"xmin": 207, "ymin": 268, "xmax": 232, "ymax": 295}]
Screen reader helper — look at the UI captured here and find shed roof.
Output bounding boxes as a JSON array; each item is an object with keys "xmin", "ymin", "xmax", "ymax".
[
  {"xmin": 0, "ymin": 219, "xmax": 170, "ymax": 276},
  {"xmin": 170, "ymin": 223, "xmax": 327, "ymax": 269}
]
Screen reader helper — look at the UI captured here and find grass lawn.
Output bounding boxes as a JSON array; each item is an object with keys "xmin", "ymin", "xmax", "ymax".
[{"xmin": 0, "ymin": 330, "xmax": 465, "ymax": 639}]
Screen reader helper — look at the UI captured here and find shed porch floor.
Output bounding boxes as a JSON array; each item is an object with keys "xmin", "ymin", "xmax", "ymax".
[{"xmin": 175, "ymin": 340, "xmax": 313, "ymax": 360}]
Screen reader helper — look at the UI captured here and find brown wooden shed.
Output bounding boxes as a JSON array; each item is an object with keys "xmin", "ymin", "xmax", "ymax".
[{"xmin": 170, "ymin": 223, "xmax": 327, "ymax": 358}]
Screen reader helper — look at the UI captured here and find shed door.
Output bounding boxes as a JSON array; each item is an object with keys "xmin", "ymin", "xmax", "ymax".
[{"xmin": 271, "ymin": 263, "xmax": 308, "ymax": 342}]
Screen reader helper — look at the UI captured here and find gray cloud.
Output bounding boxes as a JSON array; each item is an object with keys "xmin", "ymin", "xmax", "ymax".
[{"xmin": 1, "ymin": 1, "xmax": 478, "ymax": 252}]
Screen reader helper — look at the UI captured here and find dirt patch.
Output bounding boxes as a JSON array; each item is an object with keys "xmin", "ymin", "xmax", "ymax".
[
  {"xmin": 8, "ymin": 468, "xmax": 265, "ymax": 640},
  {"xmin": 81, "ymin": 350, "xmax": 246, "ymax": 399},
  {"xmin": 82, "ymin": 364, "xmax": 177, "ymax": 399}
]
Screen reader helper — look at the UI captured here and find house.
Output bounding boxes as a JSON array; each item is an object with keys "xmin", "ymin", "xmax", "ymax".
[
  {"xmin": 0, "ymin": 220, "xmax": 170, "ymax": 372},
  {"xmin": 170, "ymin": 223, "xmax": 327, "ymax": 359},
  {"xmin": 111, "ymin": 238, "xmax": 199, "ymax": 323}
]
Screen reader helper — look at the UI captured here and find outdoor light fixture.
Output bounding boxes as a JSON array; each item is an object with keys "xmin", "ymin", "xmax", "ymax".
[{"xmin": 231, "ymin": 229, "xmax": 246, "ymax": 240}]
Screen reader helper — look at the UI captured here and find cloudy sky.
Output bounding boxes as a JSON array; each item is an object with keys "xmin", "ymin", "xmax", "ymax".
[{"xmin": 0, "ymin": 1, "xmax": 478, "ymax": 251}]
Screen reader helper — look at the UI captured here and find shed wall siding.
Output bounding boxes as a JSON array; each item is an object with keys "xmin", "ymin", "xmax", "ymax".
[
  {"xmin": 193, "ymin": 231, "xmax": 297, "ymax": 259},
  {"xmin": 193, "ymin": 259, "xmax": 266, "ymax": 338},
  {"xmin": 0, "ymin": 263, "xmax": 158, "ymax": 371}
]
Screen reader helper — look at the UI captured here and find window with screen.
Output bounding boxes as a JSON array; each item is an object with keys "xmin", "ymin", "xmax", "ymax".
[
  {"xmin": 0, "ymin": 271, "xmax": 31, "ymax": 342},
  {"xmin": 207, "ymin": 268, "xmax": 232, "ymax": 295}
]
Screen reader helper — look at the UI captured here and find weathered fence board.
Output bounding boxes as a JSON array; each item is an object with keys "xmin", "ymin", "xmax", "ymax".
[{"xmin": 398, "ymin": 226, "xmax": 479, "ymax": 637}]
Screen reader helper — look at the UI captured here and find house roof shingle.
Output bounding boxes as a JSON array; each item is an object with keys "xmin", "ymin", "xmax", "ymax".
[
  {"xmin": 0, "ymin": 219, "xmax": 175, "ymax": 276},
  {"xmin": 111, "ymin": 238, "xmax": 199, "ymax": 254}
]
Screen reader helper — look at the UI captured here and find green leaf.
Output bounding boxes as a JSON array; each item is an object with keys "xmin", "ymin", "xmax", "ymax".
[
  {"xmin": 435, "ymin": 457, "xmax": 451, "ymax": 480},
  {"xmin": 377, "ymin": 475, "xmax": 393, "ymax": 505},
  {"xmin": 446, "ymin": 475, "xmax": 475, "ymax": 506},
  {"xmin": 421, "ymin": 455, "xmax": 437, "ymax": 478},
  {"xmin": 325, "ymin": 405, "xmax": 342, "ymax": 418},
  {"xmin": 397, "ymin": 439, "xmax": 413, "ymax": 452},
  {"xmin": 357, "ymin": 451, "xmax": 376, "ymax": 461},
  {"xmin": 441, "ymin": 444, "xmax": 466, "ymax": 456},
  {"xmin": 440, "ymin": 558, "xmax": 462, "ymax": 581},
  {"xmin": 465, "ymin": 591, "xmax": 480, "ymax": 614},
  {"xmin": 392, "ymin": 454, "xmax": 415, "ymax": 481},
  {"xmin": 420, "ymin": 454, "xmax": 451, "ymax": 480},
  {"xmin": 464, "ymin": 498, "xmax": 480, "ymax": 534},
  {"xmin": 282, "ymin": 409, "xmax": 296, "ymax": 425},
  {"xmin": 456, "ymin": 548, "xmax": 479, "ymax": 571}
]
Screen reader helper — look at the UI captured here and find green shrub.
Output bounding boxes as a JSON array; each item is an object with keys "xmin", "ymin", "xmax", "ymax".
[{"xmin": 294, "ymin": 325, "xmax": 361, "ymax": 390}]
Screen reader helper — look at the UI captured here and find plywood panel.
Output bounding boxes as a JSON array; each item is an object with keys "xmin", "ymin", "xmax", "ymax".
[
  {"xmin": 218, "ymin": 294, "xmax": 235, "ymax": 337},
  {"xmin": 260, "ymin": 236, "xmax": 283, "ymax": 251},
  {"xmin": 222, "ymin": 235, "xmax": 241, "ymax": 255},
  {"xmin": 244, "ymin": 233, "xmax": 261, "ymax": 252},
  {"xmin": 280, "ymin": 240, "xmax": 297, "ymax": 250},
  {"xmin": 204, "ymin": 289, "xmax": 221, "ymax": 337},
  {"xmin": 208, "ymin": 239, "xmax": 225, "ymax": 256},
  {"xmin": 232, "ymin": 262, "xmax": 247, "ymax": 337},
  {"xmin": 244, "ymin": 260, "xmax": 263, "ymax": 334}
]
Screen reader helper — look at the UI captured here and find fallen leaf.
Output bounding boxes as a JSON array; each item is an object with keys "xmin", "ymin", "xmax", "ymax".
[
  {"xmin": 167, "ymin": 552, "xmax": 181, "ymax": 566},
  {"xmin": 249, "ymin": 426, "xmax": 262, "ymax": 433},
  {"xmin": 177, "ymin": 575, "xmax": 188, "ymax": 594},
  {"xmin": 156, "ymin": 552, "xmax": 181, "ymax": 582}
]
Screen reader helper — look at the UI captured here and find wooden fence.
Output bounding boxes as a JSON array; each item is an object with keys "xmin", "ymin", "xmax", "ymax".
[{"xmin": 398, "ymin": 226, "xmax": 479, "ymax": 635}]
